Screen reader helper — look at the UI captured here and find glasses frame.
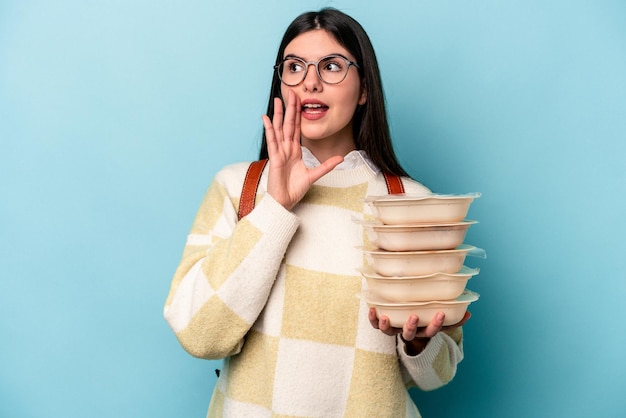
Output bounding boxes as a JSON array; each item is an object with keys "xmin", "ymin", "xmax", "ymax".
[{"xmin": 274, "ymin": 54, "xmax": 360, "ymax": 87}]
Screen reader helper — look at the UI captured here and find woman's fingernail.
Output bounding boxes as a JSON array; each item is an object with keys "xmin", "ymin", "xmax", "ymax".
[{"xmin": 410, "ymin": 316, "xmax": 418, "ymax": 326}]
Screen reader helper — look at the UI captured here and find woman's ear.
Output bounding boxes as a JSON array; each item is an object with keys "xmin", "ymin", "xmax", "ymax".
[{"xmin": 358, "ymin": 82, "xmax": 367, "ymax": 105}]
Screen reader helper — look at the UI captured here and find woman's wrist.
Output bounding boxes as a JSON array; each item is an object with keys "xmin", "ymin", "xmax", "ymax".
[{"xmin": 400, "ymin": 335, "xmax": 431, "ymax": 356}]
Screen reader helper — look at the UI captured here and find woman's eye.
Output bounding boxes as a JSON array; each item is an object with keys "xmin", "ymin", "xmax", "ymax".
[
  {"xmin": 287, "ymin": 61, "xmax": 304, "ymax": 73},
  {"xmin": 322, "ymin": 60, "xmax": 344, "ymax": 72}
]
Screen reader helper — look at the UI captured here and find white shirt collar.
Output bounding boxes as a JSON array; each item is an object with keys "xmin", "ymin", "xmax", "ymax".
[{"xmin": 301, "ymin": 146, "xmax": 380, "ymax": 175}]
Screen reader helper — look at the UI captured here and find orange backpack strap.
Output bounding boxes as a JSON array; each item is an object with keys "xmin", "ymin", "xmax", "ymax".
[
  {"xmin": 237, "ymin": 160, "xmax": 403, "ymax": 220},
  {"xmin": 383, "ymin": 172, "xmax": 405, "ymax": 194},
  {"xmin": 237, "ymin": 159, "xmax": 268, "ymax": 220}
]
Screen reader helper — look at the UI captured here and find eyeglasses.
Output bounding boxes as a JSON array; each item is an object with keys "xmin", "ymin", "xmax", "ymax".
[{"xmin": 274, "ymin": 54, "xmax": 360, "ymax": 86}]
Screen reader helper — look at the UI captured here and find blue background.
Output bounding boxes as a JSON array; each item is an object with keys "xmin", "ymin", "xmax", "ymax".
[{"xmin": 1, "ymin": 1, "xmax": 625, "ymax": 417}]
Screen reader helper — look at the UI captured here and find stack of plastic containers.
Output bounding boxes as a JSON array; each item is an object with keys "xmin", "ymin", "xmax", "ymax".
[{"xmin": 359, "ymin": 193, "xmax": 485, "ymax": 327}]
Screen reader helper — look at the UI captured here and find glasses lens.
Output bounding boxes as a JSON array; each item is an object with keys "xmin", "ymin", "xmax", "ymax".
[
  {"xmin": 278, "ymin": 58, "xmax": 306, "ymax": 86},
  {"xmin": 318, "ymin": 56, "xmax": 349, "ymax": 84}
]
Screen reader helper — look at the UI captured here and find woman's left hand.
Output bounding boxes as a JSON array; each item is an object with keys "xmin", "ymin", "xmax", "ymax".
[{"xmin": 368, "ymin": 308, "xmax": 471, "ymax": 355}]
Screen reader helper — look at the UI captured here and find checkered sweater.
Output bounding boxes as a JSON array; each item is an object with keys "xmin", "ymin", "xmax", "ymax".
[{"xmin": 164, "ymin": 159, "xmax": 464, "ymax": 417}]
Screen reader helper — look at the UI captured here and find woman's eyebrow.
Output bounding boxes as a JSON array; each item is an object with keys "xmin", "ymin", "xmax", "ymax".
[
  {"xmin": 283, "ymin": 53, "xmax": 349, "ymax": 61},
  {"xmin": 283, "ymin": 53, "xmax": 304, "ymax": 60}
]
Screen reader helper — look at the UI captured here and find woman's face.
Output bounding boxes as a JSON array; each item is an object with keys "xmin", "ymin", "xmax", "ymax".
[{"xmin": 280, "ymin": 29, "xmax": 366, "ymax": 151}]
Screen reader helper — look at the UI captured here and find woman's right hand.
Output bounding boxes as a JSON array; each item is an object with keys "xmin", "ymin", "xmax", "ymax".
[{"xmin": 261, "ymin": 90, "xmax": 343, "ymax": 210}]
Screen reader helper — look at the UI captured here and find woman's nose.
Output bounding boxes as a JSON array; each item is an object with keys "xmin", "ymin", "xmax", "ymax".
[{"xmin": 302, "ymin": 63, "xmax": 323, "ymax": 92}]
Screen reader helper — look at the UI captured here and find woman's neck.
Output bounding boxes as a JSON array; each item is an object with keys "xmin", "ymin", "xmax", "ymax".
[{"xmin": 301, "ymin": 135, "xmax": 356, "ymax": 163}]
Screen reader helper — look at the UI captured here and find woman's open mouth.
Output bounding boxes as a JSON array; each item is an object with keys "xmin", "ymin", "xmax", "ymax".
[{"xmin": 301, "ymin": 101, "xmax": 328, "ymax": 120}]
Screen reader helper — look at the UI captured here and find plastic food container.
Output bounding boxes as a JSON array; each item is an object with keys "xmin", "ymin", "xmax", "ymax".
[
  {"xmin": 365, "ymin": 193, "xmax": 480, "ymax": 225},
  {"xmin": 362, "ymin": 244, "xmax": 485, "ymax": 277},
  {"xmin": 362, "ymin": 266, "xmax": 479, "ymax": 302},
  {"xmin": 363, "ymin": 220, "xmax": 477, "ymax": 251},
  {"xmin": 367, "ymin": 290, "xmax": 479, "ymax": 327}
]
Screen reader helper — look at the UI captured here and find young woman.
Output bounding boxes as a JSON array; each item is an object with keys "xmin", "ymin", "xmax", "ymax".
[{"xmin": 165, "ymin": 8, "xmax": 468, "ymax": 417}]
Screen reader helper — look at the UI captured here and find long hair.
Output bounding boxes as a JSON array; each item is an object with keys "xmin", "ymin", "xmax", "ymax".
[{"xmin": 259, "ymin": 8, "xmax": 409, "ymax": 177}]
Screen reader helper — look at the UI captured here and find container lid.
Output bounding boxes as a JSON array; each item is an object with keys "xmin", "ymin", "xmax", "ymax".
[
  {"xmin": 365, "ymin": 192, "xmax": 481, "ymax": 204},
  {"xmin": 359, "ymin": 244, "xmax": 486, "ymax": 258},
  {"xmin": 366, "ymin": 290, "xmax": 480, "ymax": 306},
  {"xmin": 360, "ymin": 265, "xmax": 480, "ymax": 280}
]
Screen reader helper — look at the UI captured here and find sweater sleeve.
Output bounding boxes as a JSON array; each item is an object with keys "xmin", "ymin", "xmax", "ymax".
[
  {"xmin": 163, "ymin": 164, "xmax": 300, "ymax": 359},
  {"xmin": 397, "ymin": 328, "xmax": 464, "ymax": 391}
]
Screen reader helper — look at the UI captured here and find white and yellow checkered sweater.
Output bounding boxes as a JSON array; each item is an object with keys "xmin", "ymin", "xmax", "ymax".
[{"xmin": 164, "ymin": 155, "xmax": 464, "ymax": 417}]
